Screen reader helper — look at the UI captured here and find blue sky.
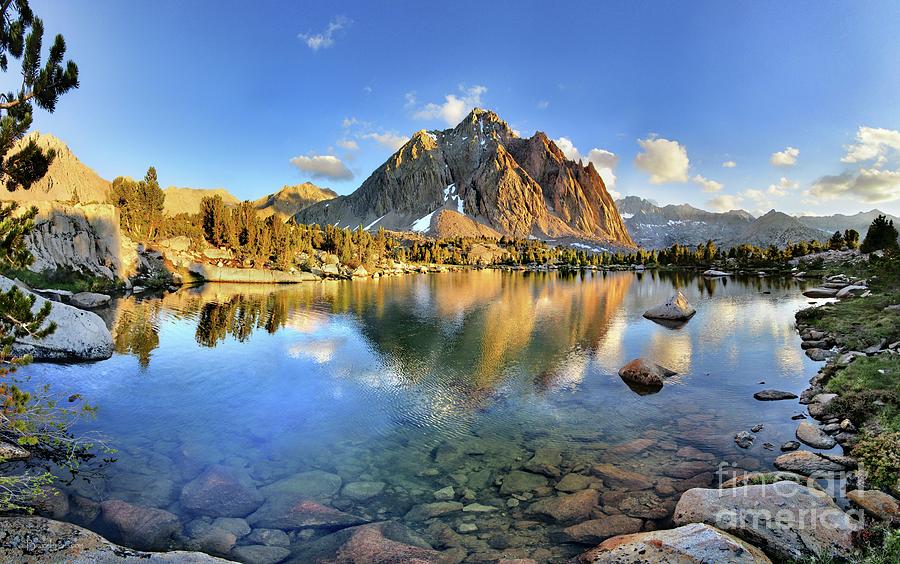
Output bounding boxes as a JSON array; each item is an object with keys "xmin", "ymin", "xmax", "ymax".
[{"xmin": 18, "ymin": 0, "xmax": 900, "ymax": 216}]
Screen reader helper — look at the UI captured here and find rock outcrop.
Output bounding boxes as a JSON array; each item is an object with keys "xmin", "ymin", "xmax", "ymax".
[
  {"xmin": 297, "ymin": 109, "xmax": 634, "ymax": 247},
  {"xmin": 161, "ymin": 187, "xmax": 239, "ymax": 216},
  {"xmin": 0, "ymin": 516, "xmax": 229, "ymax": 563},
  {"xmin": 673, "ymin": 481, "xmax": 861, "ymax": 562},
  {"xmin": 2, "ymin": 276, "xmax": 114, "ymax": 361},
  {"xmin": 576, "ymin": 523, "xmax": 771, "ymax": 563},
  {"xmin": 23, "ymin": 202, "xmax": 126, "ymax": 280},
  {"xmin": 187, "ymin": 263, "xmax": 320, "ymax": 283}
]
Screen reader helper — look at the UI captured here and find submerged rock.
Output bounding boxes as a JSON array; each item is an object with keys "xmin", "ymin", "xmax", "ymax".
[
  {"xmin": 576, "ymin": 523, "xmax": 771, "ymax": 563},
  {"xmin": 590, "ymin": 464, "xmax": 654, "ymax": 491},
  {"xmin": 259, "ymin": 470, "xmax": 342, "ymax": 500},
  {"xmin": 0, "ymin": 516, "xmax": 229, "ymax": 563},
  {"xmin": 341, "ymin": 481, "xmax": 386, "ymax": 502},
  {"xmin": 404, "ymin": 501, "xmax": 463, "ymax": 522},
  {"xmin": 673, "ymin": 481, "xmax": 860, "ymax": 561},
  {"xmin": 99, "ymin": 499, "xmax": 182, "ymax": 551},
  {"xmin": 292, "ymin": 521, "xmax": 443, "ymax": 563},
  {"xmin": 2, "ymin": 275, "xmax": 113, "ymax": 361},
  {"xmin": 526, "ymin": 489, "xmax": 599, "ymax": 523},
  {"xmin": 247, "ymin": 499, "xmax": 366, "ymax": 530},
  {"xmin": 643, "ymin": 291, "xmax": 696, "ymax": 321},
  {"xmin": 617, "ymin": 358, "xmax": 676, "ymax": 388},
  {"xmin": 499, "ymin": 470, "xmax": 549, "ymax": 495},
  {"xmin": 180, "ymin": 465, "xmax": 264, "ymax": 518},
  {"xmin": 523, "ymin": 447, "xmax": 563, "ymax": 477},
  {"xmin": 230, "ymin": 544, "xmax": 291, "ymax": 564},
  {"xmin": 554, "ymin": 515, "xmax": 643, "ymax": 545}
]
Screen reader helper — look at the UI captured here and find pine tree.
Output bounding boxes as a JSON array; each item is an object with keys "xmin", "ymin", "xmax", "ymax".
[
  {"xmin": 860, "ymin": 215, "xmax": 900, "ymax": 253},
  {"xmin": 0, "ymin": 0, "xmax": 78, "ymax": 192}
]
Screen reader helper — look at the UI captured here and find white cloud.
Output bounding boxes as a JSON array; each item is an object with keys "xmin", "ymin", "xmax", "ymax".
[
  {"xmin": 770, "ymin": 146, "xmax": 799, "ymax": 167},
  {"xmin": 362, "ymin": 131, "xmax": 409, "ymax": 151},
  {"xmin": 692, "ymin": 174, "xmax": 723, "ymax": 193},
  {"xmin": 336, "ymin": 139, "xmax": 358, "ymax": 151},
  {"xmin": 290, "ymin": 154, "xmax": 353, "ymax": 180},
  {"xmin": 298, "ymin": 16, "xmax": 351, "ymax": 51},
  {"xmin": 553, "ymin": 137, "xmax": 619, "ymax": 190},
  {"xmin": 411, "ymin": 85, "xmax": 487, "ymax": 126},
  {"xmin": 766, "ymin": 177, "xmax": 797, "ymax": 197},
  {"xmin": 342, "ymin": 117, "xmax": 359, "ymax": 128},
  {"xmin": 537, "ymin": 100, "xmax": 549, "ymax": 110},
  {"xmin": 841, "ymin": 126, "xmax": 900, "ymax": 164},
  {"xmin": 404, "ymin": 92, "xmax": 417, "ymax": 108},
  {"xmin": 722, "ymin": 160, "xmax": 736, "ymax": 168},
  {"xmin": 634, "ymin": 137, "xmax": 690, "ymax": 184},
  {"xmin": 706, "ymin": 194, "xmax": 743, "ymax": 212},
  {"xmin": 809, "ymin": 168, "xmax": 900, "ymax": 203}
]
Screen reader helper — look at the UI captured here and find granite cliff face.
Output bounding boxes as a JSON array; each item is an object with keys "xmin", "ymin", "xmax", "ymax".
[
  {"xmin": 25, "ymin": 202, "xmax": 129, "ymax": 279},
  {"xmin": 297, "ymin": 109, "xmax": 634, "ymax": 247}
]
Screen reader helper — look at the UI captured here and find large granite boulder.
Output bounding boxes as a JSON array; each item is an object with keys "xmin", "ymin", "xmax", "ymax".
[
  {"xmin": 180, "ymin": 465, "xmax": 264, "ymax": 518},
  {"xmin": 552, "ymin": 515, "xmax": 643, "ymax": 545},
  {"xmin": 70, "ymin": 291, "xmax": 111, "ymax": 309},
  {"xmin": 99, "ymin": 499, "xmax": 182, "ymax": 551},
  {"xmin": 576, "ymin": 523, "xmax": 771, "ymax": 563},
  {"xmin": 0, "ymin": 516, "xmax": 229, "ymax": 563},
  {"xmin": 795, "ymin": 421, "xmax": 836, "ymax": 449},
  {"xmin": 1, "ymin": 276, "xmax": 113, "ymax": 361},
  {"xmin": 773, "ymin": 450, "xmax": 852, "ymax": 475},
  {"xmin": 643, "ymin": 291, "xmax": 696, "ymax": 321},
  {"xmin": 673, "ymin": 481, "xmax": 861, "ymax": 561}
]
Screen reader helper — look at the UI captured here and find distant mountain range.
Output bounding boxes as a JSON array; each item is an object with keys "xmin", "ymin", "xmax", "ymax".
[
  {"xmin": 616, "ymin": 196, "xmax": 899, "ymax": 249},
  {"xmin": 296, "ymin": 109, "xmax": 634, "ymax": 247}
]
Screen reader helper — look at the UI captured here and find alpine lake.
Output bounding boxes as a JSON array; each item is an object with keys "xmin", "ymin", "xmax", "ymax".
[{"xmin": 19, "ymin": 270, "xmax": 827, "ymax": 562}]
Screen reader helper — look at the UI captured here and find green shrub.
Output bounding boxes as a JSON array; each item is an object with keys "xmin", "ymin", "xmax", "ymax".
[{"xmin": 853, "ymin": 432, "xmax": 900, "ymax": 492}]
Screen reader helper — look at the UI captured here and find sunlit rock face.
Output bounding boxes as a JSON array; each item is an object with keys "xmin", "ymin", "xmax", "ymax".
[{"xmin": 296, "ymin": 109, "xmax": 634, "ymax": 247}]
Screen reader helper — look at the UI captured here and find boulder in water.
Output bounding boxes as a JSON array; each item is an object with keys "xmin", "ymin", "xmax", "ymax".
[
  {"xmin": 643, "ymin": 291, "xmax": 696, "ymax": 322},
  {"xmin": 617, "ymin": 358, "xmax": 676, "ymax": 388}
]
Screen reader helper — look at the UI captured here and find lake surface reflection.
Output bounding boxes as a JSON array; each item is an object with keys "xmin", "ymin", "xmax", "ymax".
[{"xmin": 23, "ymin": 270, "xmax": 820, "ymax": 561}]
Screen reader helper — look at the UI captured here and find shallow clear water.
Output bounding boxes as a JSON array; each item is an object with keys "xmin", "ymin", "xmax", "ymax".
[{"xmin": 19, "ymin": 271, "xmax": 822, "ymax": 561}]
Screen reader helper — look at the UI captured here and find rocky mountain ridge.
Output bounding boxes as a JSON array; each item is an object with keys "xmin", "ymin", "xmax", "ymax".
[{"xmin": 296, "ymin": 109, "xmax": 634, "ymax": 247}]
